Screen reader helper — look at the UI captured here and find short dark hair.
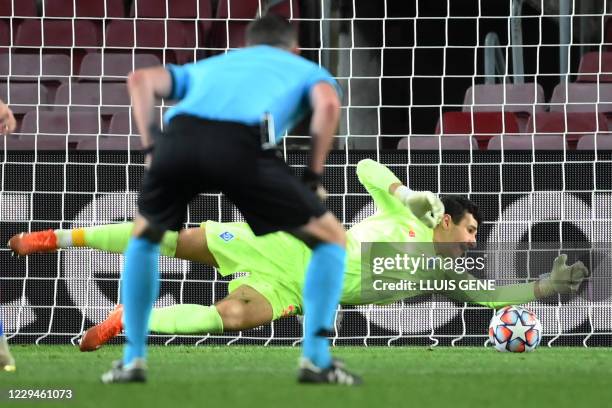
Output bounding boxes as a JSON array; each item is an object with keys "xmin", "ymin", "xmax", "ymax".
[
  {"xmin": 246, "ymin": 14, "xmax": 297, "ymax": 48},
  {"xmin": 441, "ymin": 195, "xmax": 482, "ymax": 227}
]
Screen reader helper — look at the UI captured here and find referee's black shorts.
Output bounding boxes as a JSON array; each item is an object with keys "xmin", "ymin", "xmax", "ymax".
[{"xmin": 137, "ymin": 114, "xmax": 327, "ymax": 235}]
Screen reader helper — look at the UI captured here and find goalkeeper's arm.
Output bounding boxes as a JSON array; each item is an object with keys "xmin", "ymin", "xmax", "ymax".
[
  {"xmin": 443, "ymin": 254, "xmax": 590, "ymax": 308},
  {"xmin": 356, "ymin": 159, "xmax": 444, "ymax": 227}
]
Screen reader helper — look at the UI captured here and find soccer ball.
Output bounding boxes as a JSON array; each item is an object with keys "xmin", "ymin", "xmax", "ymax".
[{"xmin": 488, "ymin": 305, "xmax": 542, "ymax": 352}]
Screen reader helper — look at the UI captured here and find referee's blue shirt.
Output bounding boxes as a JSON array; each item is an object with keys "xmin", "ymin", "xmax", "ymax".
[{"xmin": 164, "ymin": 45, "xmax": 341, "ymax": 143}]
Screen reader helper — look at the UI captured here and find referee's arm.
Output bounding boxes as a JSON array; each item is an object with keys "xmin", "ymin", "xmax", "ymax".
[
  {"xmin": 309, "ymin": 82, "xmax": 341, "ymax": 175},
  {"xmin": 127, "ymin": 67, "xmax": 174, "ymax": 150}
]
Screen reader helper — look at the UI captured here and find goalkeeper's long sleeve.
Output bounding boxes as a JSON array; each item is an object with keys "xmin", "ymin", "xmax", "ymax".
[
  {"xmin": 442, "ymin": 271, "xmax": 538, "ymax": 308},
  {"xmin": 356, "ymin": 159, "xmax": 404, "ymax": 214}
]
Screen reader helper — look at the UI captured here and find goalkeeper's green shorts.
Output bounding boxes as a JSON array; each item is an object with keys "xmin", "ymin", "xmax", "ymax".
[{"xmin": 203, "ymin": 221, "xmax": 311, "ymax": 320}]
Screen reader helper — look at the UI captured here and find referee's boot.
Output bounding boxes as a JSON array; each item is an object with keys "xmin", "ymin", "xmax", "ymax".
[
  {"xmin": 101, "ymin": 358, "xmax": 147, "ymax": 384},
  {"xmin": 298, "ymin": 357, "xmax": 362, "ymax": 386}
]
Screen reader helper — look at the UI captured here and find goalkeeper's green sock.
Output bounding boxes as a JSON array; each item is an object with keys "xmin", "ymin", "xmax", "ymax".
[
  {"xmin": 54, "ymin": 223, "xmax": 179, "ymax": 257},
  {"xmin": 148, "ymin": 304, "xmax": 224, "ymax": 334}
]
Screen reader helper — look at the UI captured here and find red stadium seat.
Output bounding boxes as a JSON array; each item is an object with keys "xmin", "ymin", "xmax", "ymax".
[
  {"xmin": 210, "ymin": 0, "xmax": 300, "ymax": 49},
  {"xmin": 0, "ymin": 0, "xmax": 37, "ymax": 17},
  {"xmin": 576, "ymin": 133, "xmax": 612, "ymax": 150},
  {"xmin": 54, "ymin": 82, "xmax": 130, "ymax": 115},
  {"xmin": 0, "ymin": 135, "xmax": 42, "ymax": 150},
  {"xmin": 487, "ymin": 134, "xmax": 567, "ymax": 150},
  {"xmin": 462, "ymin": 83, "xmax": 545, "ymax": 131},
  {"xmin": 108, "ymin": 110, "xmax": 162, "ymax": 135},
  {"xmin": 576, "ymin": 52, "xmax": 612, "ymax": 83},
  {"xmin": 130, "ymin": 0, "xmax": 212, "ymax": 61},
  {"xmin": 435, "ymin": 111, "xmax": 521, "ymax": 149},
  {"xmin": 549, "ymin": 82, "xmax": 612, "ymax": 114},
  {"xmin": 0, "ymin": 20, "xmax": 10, "ymax": 51},
  {"xmin": 0, "ymin": 53, "xmax": 71, "ymax": 82},
  {"xmin": 397, "ymin": 135, "xmax": 477, "ymax": 150},
  {"xmin": 462, "ymin": 83, "xmax": 545, "ymax": 110},
  {"xmin": 79, "ymin": 53, "xmax": 161, "ymax": 81},
  {"xmin": 43, "ymin": 0, "xmax": 124, "ymax": 17},
  {"xmin": 132, "ymin": 0, "xmax": 211, "ymax": 18},
  {"xmin": 105, "ymin": 20, "xmax": 192, "ymax": 63},
  {"xmin": 0, "ymin": 83, "xmax": 50, "ymax": 114},
  {"xmin": 20, "ymin": 111, "xmax": 100, "ymax": 135},
  {"xmin": 77, "ymin": 136, "xmax": 143, "ymax": 150},
  {"xmin": 526, "ymin": 111, "xmax": 608, "ymax": 148},
  {"xmin": 109, "ymin": 111, "xmax": 134, "ymax": 135},
  {"xmin": 15, "ymin": 19, "xmax": 100, "ymax": 47},
  {"xmin": 19, "ymin": 110, "xmax": 102, "ymax": 148}
]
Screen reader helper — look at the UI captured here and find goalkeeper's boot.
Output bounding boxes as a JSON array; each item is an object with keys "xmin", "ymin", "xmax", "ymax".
[
  {"xmin": 0, "ymin": 335, "xmax": 16, "ymax": 372},
  {"xmin": 80, "ymin": 305, "xmax": 123, "ymax": 352},
  {"xmin": 100, "ymin": 358, "xmax": 146, "ymax": 384},
  {"xmin": 298, "ymin": 357, "xmax": 362, "ymax": 386},
  {"xmin": 8, "ymin": 230, "xmax": 57, "ymax": 256}
]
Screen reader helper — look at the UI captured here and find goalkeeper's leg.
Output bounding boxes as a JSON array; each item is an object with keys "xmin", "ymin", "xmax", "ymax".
[
  {"xmin": 79, "ymin": 285, "xmax": 273, "ymax": 352},
  {"xmin": 8, "ymin": 223, "xmax": 217, "ymax": 265}
]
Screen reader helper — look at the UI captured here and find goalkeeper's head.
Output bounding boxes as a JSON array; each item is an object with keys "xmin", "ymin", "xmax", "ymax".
[
  {"xmin": 433, "ymin": 195, "xmax": 481, "ymax": 258},
  {"xmin": 246, "ymin": 14, "xmax": 299, "ymax": 53}
]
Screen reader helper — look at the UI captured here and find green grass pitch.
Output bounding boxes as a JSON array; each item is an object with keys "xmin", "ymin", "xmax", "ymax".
[{"xmin": 1, "ymin": 345, "xmax": 611, "ymax": 408}]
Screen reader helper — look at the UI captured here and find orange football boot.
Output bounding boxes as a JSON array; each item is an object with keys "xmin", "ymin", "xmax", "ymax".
[
  {"xmin": 8, "ymin": 230, "xmax": 58, "ymax": 256},
  {"xmin": 79, "ymin": 305, "xmax": 124, "ymax": 352}
]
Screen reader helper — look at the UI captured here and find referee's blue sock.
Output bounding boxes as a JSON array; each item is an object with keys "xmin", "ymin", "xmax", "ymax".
[
  {"xmin": 122, "ymin": 236, "xmax": 160, "ymax": 366},
  {"xmin": 302, "ymin": 243, "xmax": 346, "ymax": 369},
  {"xmin": 0, "ymin": 319, "xmax": 3, "ymax": 337}
]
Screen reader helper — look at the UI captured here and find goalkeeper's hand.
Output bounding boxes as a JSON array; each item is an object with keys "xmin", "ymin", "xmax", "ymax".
[
  {"xmin": 536, "ymin": 254, "xmax": 590, "ymax": 298},
  {"xmin": 302, "ymin": 168, "xmax": 328, "ymax": 201},
  {"xmin": 394, "ymin": 186, "xmax": 444, "ymax": 228}
]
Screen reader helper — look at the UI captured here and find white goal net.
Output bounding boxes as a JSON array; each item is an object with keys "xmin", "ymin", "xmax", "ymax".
[{"xmin": 0, "ymin": 0, "xmax": 611, "ymax": 347}]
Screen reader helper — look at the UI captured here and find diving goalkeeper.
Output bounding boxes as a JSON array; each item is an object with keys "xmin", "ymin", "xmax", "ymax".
[{"xmin": 10, "ymin": 159, "xmax": 589, "ymax": 350}]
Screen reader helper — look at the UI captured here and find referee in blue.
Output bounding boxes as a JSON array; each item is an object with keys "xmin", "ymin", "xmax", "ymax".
[{"xmin": 101, "ymin": 15, "xmax": 361, "ymax": 385}]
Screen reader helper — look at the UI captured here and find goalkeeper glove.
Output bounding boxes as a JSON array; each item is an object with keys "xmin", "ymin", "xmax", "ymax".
[
  {"xmin": 302, "ymin": 168, "xmax": 327, "ymax": 200},
  {"xmin": 535, "ymin": 254, "xmax": 590, "ymax": 298},
  {"xmin": 394, "ymin": 186, "xmax": 444, "ymax": 228}
]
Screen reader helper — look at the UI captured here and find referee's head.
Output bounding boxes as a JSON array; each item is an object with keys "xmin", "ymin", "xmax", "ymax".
[{"xmin": 246, "ymin": 14, "xmax": 298, "ymax": 52}]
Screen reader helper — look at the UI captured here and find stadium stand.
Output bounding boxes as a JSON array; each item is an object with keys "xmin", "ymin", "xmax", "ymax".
[
  {"xmin": 210, "ymin": 0, "xmax": 299, "ymax": 49},
  {"xmin": 576, "ymin": 51, "xmax": 612, "ymax": 83},
  {"xmin": 461, "ymin": 83, "xmax": 545, "ymax": 132},
  {"xmin": 576, "ymin": 133, "xmax": 612, "ymax": 150},
  {"xmin": 19, "ymin": 110, "xmax": 101, "ymax": 148},
  {"xmin": 14, "ymin": 19, "xmax": 100, "ymax": 47},
  {"xmin": 526, "ymin": 111, "xmax": 608, "ymax": 149},
  {"xmin": 487, "ymin": 134, "xmax": 567, "ymax": 150},
  {"xmin": 0, "ymin": 53, "xmax": 71, "ymax": 81},
  {"xmin": 435, "ymin": 111, "xmax": 521, "ymax": 149},
  {"xmin": 0, "ymin": 0, "xmax": 38, "ymax": 17},
  {"xmin": 0, "ymin": 82, "xmax": 49, "ymax": 115},
  {"xmin": 78, "ymin": 53, "xmax": 161, "ymax": 81},
  {"xmin": 397, "ymin": 135, "xmax": 477, "ymax": 150},
  {"xmin": 43, "ymin": 0, "xmax": 125, "ymax": 18}
]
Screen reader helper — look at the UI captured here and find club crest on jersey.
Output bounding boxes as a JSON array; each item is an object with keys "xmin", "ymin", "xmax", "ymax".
[
  {"xmin": 219, "ymin": 231, "xmax": 235, "ymax": 242},
  {"xmin": 409, "ymin": 229, "xmax": 416, "ymax": 238}
]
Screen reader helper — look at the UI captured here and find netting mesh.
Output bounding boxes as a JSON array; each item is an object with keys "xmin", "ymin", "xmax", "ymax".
[{"xmin": 0, "ymin": 0, "xmax": 611, "ymax": 346}]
